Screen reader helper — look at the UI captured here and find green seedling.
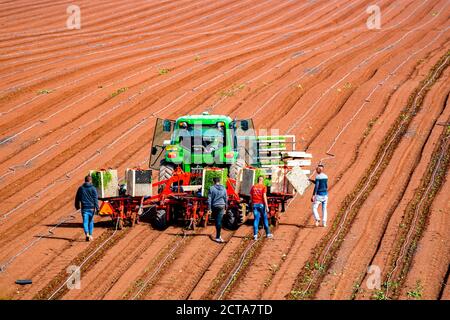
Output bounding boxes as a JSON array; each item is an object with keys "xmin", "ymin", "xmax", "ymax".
[
  {"xmin": 372, "ymin": 289, "xmax": 387, "ymax": 300},
  {"xmin": 406, "ymin": 281, "xmax": 423, "ymax": 299},
  {"xmin": 37, "ymin": 89, "xmax": 53, "ymax": 95},
  {"xmin": 110, "ymin": 87, "xmax": 128, "ymax": 98}
]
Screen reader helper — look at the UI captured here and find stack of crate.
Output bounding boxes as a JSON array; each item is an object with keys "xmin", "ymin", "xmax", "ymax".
[
  {"xmin": 256, "ymin": 135, "xmax": 312, "ymax": 194},
  {"xmin": 257, "ymin": 135, "xmax": 290, "ymax": 168}
]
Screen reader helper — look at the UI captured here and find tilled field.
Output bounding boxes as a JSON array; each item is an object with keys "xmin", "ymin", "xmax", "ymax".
[{"xmin": 0, "ymin": 0, "xmax": 449, "ymax": 300}]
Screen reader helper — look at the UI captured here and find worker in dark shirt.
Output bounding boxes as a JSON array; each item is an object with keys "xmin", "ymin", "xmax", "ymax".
[
  {"xmin": 75, "ymin": 175, "xmax": 99, "ymax": 241},
  {"xmin": 207, "ymin": 177, "xmax": 228, "ymax": 243},
  {"xmin": 309, "ymin": 164, "xmax": 328, "ymax": 227}
]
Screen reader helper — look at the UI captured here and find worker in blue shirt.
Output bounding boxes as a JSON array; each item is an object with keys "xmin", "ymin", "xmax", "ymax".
[
  {"xmin": 309, "ymin": 164, "xmax": 328, "ymax": 227},
  {"xmin": 75, "ymin": 175, "xmax": 99, "ymax": 241}
]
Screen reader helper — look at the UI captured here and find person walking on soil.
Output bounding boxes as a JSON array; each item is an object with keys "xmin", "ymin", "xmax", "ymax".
[
  {"xmin": 74, "ymin": 175, "xmax": 99, "ymax": 241},
  {"xmin": 207, "ymin": 177, "xmax": 228, "ymax": 243},
  {"xmin": 310, "ymin": 164, "xmax": 328, "ymax": 227},
  {"xmin": 250, "ymin": 176, "xmax": 273, "ymax": 240}
]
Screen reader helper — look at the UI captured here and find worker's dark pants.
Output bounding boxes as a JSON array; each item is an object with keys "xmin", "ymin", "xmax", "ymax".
[
  {"xmin": 212, "ymin": 206, "xmax": 225, "ymax": 239},
  {"xmin": 81, "ymin": 208, "xmax": 95, "ymax": 235}
]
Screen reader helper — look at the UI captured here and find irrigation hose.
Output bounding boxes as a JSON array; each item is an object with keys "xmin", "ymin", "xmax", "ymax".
[{"xmin": 217, "ymin": 231, "xmax": 261, "ymax": 300}]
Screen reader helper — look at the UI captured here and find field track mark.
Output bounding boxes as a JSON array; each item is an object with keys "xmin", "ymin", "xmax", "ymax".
[
  {"xmin": 316, "ymin": 61, "xmax": 450, "ymax": 300},
  {"xmin": 380, "ymin": 114, "xmax": 450, "ymax": 299},
  {"xmin": 399, "ymin": 103, "xmax": 450, "ymax": 300},
  {"xmin": 288, "ymin": 50, "xmax": 450, "ymax": 299}
]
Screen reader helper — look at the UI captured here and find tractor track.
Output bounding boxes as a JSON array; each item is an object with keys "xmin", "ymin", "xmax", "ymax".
[
  {"xmin": 0, "ymin": 0, "xmax": 295, "ymax": 71},
  {"xmin": 0, "ymin": 1, "xmax": 137, "ymax": 39},
  {"xmin": 0, "ymin": 0, "xmax": 313, "ymax": 97},
  {"xmin": 0, "ymin": 0, "xmax": 260, "ymax": 107},
  {"xmin": 0, "ymin": 0, "xmax": 229, "ymax": 45},
  {"xmin": 246, "ymin": 20, "xmax": 449, "ymax": 302},
  {"xmin": 0, "ymin": 0, "xmax": 212, "ymax": 57},
  {"xmin": 0, "ymin": 0, "xmax": 254, "ymax": 84},
  {"xmin": 54, "ymin": 225, "xmax": 161, "ymax": 300},
  {"xmin": 256, "ymin": 10, "xmax": 446, "ymax": 300},
  {"xmin": 0, "ymin": 0, "xmax": 232, "ymax": 54},
  {"xmin": 233, "ymin": 0, "xmax": 434, "ymax": 120},
  {"xmin": 35, "ymin": 220, "xmax": 129, "ymax": 300},
  {"xmin": 126, "ymin": 226, "xmax": 212, "ymax": 300},
  {"xmin": 0, "ymin": 0, "xmax": 448, "ymax": 300},
  {"xmin": 287, "ymin": 50, "xmax": 450, "ymax": 299}
]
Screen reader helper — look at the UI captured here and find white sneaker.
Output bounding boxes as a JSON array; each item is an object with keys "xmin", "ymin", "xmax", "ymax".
[
  {"xmin": 215, "ymin": 237, "xmax": 224, "ymax": 243},
  {"xmin": 315, "ymin": 220, "xmax": 320, "ymax": 227},
  {"xmin": 253, "ymin": 235, "xmax": 258, "ymax": 241},
  {"xmin": 322, "ymin": 221, "xmax": 327, "ymax": 227},
  {"xmin": 266, "ymin": 233, "xmax": 274, "ymax": 239}
]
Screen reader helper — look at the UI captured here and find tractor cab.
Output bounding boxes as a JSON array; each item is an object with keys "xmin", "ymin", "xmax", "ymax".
[{"xmin": 149, "ymin": 113, "xmax": 258, "ymax": 179}]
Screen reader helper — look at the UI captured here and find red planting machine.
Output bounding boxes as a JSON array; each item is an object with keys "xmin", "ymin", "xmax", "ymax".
[{"xmin": 96, "ymin": 114, "xmax": 312, "ymax": 231}]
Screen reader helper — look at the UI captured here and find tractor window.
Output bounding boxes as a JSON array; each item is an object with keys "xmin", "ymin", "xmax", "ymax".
[
  {"xmin": 234, "ymin": 119, "xmax": 258, "ymax": 166},
  {"xmin": 174, "ymin": 124, "xmax": 225, "ymax": 155},
  {"xmin": 149, "ymin": 118, "xmax": 175, "ymax": 170}
]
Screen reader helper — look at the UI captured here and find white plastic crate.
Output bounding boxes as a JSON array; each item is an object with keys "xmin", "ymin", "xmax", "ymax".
[{"xmin": 89, "ymin": 169, "xmax": 119, "ymax": 198}]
